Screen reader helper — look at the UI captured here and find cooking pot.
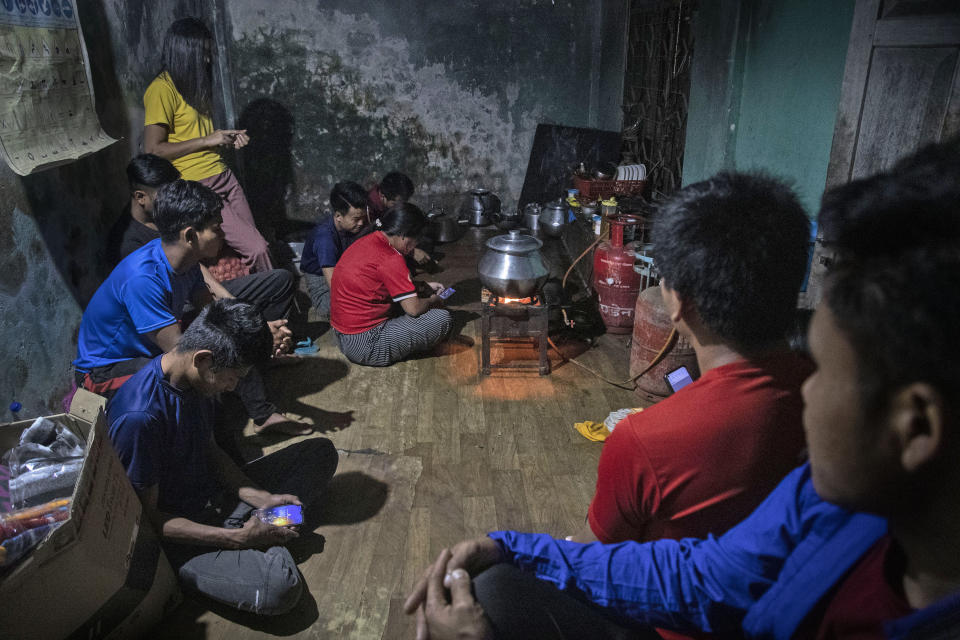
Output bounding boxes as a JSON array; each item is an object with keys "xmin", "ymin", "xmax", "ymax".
[
  {"xmin": 478, "ymin": 229, "xmax": 550, "ymax": 298},
  {"xmin": 492, "ymin": 210, "xmax": 522, "ymax": 230},
  {"xmin": 426, "ymin": 205, "xmax": 463, "ymax": 243},
  {"xmin": 522, "ymin": 202, "xmax": 542, "ymax": 233},
  {"xmin": 459, "ymin": 188, "xmax": 501, "ymax": 226},
  {"xmin": 540, "ymin": 200, "xmax": 566, "ymax": 237}
]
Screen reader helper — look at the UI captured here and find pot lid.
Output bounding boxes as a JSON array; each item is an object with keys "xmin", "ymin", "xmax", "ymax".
[{"xmin": 485, "ymin": 229, "xmax": 543, "ymax": 252}]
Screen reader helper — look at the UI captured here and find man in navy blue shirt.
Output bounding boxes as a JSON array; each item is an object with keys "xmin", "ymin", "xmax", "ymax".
[
  {"xmin": 403, "ymin": 139, "xmax": 960, "ymax": 639},
  {"xmin": 74, "ymin": 179, "xmax": 310, "ymax": 436},
  {"xmin": 107, "ymin": 299, "xmax": 338, "ymax": 615},
  {"xmin": 300, "ymin": 181, "xmax": 368, "ymax": 319}
]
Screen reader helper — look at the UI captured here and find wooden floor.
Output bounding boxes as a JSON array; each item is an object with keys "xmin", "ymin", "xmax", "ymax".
[{"xmin": 156, "ymin": 227, "xmax": 640, "ymax": 639}]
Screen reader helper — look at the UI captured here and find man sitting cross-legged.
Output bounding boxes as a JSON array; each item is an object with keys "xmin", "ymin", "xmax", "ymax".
[
  {"xmin": 569, "ymin": 173, "xmax": 813, "ymax": 547},
  {"xmin": 404, "ymin": 138, "xmax": 960, "ymax": 639},
  {"xmin": 109, "ymin": 154, "xmax": 298, "ymax": 347},
  {"xmin": 74, "ymin": 178, "xmax": 310, "ymax": 435},
  {"xmin": 107, "ymin": 299, "xmax": 338, "ymax": 614}
]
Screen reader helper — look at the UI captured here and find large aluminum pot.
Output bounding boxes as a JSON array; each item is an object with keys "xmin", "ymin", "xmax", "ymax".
[
  {"xmin": 459, "ymin": 188, "xmax": 501, "ymax": 226},
  {"xmin": 478, "ymin": 229, "xmax": 550, "ymax": 297}
]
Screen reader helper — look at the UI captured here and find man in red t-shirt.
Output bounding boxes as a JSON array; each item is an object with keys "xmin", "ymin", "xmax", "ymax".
[{"xmin": 570, "ymin": 173, "xmax": 813, "ymax": 547}]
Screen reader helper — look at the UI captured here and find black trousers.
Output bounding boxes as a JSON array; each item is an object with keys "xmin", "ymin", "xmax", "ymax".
[
  {"xmin": 221, "ymin": 268, "xmax": 297, "ymax": 422},
  {"xmin": 222, "ymin": 269, "xmax": 295, "ymax": 321},
  {"xmin": 474, "ymin": 564, "xmax": 659, "ymax": 640}
]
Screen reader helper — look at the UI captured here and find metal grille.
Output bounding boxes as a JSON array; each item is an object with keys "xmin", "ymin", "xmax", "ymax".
[{"xmin": 620, "ymin": 0, "xmax": 695, "ymax": 200}]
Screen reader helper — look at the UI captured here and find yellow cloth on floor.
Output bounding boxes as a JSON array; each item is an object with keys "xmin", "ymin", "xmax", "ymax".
[
  {"xmin": 575, "ymin": 408, "xmax": 644, "ymax": 442},
  {"xmin": 574, "ymin": 421, "xmax": 610, "ymax": 442}
]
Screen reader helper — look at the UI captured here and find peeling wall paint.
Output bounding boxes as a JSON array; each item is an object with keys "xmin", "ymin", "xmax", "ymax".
[{"xmin": 223, "ymin": 0, "xmax": 622, "ymax": 221}]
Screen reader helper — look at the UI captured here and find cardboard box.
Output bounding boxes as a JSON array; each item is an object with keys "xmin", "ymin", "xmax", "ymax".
[{"xmin": 0, "ymin": 390, "xmax": 181, "ymax": 640}]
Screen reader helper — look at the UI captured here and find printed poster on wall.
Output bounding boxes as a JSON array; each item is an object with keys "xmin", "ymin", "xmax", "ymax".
[{"xmin": 0, "ymin": 0, "xmax": 116, "ymax": 176}]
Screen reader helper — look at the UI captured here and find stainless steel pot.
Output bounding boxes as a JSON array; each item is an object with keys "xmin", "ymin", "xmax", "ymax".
[
  {"xmin": 478, "ymin": 229, "xmax": 550, "ymax": 297},
  {"xmin": 522, "ymin": 202, "xmax": 542, "ymax": 233},
  {"xmin": 459, "ymin": 188, "xmax": 501, "ymax": 226},
  {"xmin": 492, "ymin": 210, "xmax": 522, "ymax": 230},
  {"xmin": 541, "ymin": 200, "xmax": 566, "ymax": 237},
  {"xmin": 426, "ymin": 205, "xmax": 463, "ymax": 243}
]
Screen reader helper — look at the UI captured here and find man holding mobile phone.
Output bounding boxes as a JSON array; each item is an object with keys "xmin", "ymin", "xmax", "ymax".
[
  {"xmin": 107, "ymin": 299, "xmax": 339, "ymax": 615},
  {"xmin": 568, "ymin": 173, "xmax": 813, "ymax": 557}
]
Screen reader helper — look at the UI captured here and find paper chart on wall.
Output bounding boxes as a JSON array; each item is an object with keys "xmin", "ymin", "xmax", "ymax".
[{"xmin": 0, "ymin": 1, "xmax": 116, "ymax": 176}]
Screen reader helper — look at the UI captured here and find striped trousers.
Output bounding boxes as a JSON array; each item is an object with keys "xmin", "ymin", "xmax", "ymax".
[{"xmin": 335, "ymin": 309, "xmax": 453, "ymax": 367}]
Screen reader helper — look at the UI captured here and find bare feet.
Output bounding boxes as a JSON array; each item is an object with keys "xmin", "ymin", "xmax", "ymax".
[{"xmin": 254, "ymin": 413, "xmax": 314, "ymax": 436}]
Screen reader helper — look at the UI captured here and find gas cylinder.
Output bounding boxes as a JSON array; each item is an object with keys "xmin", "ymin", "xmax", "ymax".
[
  {"xmin": 592, "ymin": 214, "xmax": 645, "ymax": 333},
  {"xmin": 630, "ymin": 285, "xmax": 699, "ymax": 402}
]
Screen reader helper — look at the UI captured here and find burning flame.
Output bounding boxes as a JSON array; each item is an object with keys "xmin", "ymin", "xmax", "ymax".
[{"xmin": 498, "ymin": 296, "xmax": 534, "ymax": 304}]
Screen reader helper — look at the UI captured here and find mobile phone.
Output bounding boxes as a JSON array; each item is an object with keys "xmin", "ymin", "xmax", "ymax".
[
  {"xmin": 438, "ymin": 287, "xmax": 455, "ymax": 299},
  {"xmin": 260, "ymin": 504, "xmax": 304, "ymax": 527},
  {"xmin": 664, "ymin": 366, "xmax": 694, "ymax": 394}
]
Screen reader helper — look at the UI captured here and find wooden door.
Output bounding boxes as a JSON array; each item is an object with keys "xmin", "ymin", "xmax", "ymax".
[{"xmin": 802, "ymin": 0, "xmax": 960, "ymax": 307}]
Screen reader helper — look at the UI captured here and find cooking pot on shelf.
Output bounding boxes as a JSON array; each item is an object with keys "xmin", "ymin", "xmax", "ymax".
[
  {"xmin": 540, "ymin": 199, "xmax": 567, "ymax": 237},
  {"xmin": 426, "ymin": 204, "xmax": 463, "ymax": 243},
  {"xmin": 478, "ymin": 229, "xmax": 551, "ymax": 298},
  {"xmin": 459, "ymin": 188, "xmax": 501, "ymax": 226}
]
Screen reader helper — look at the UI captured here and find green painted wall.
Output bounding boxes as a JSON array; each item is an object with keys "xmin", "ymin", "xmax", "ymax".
[{"xmin": 682, "ymin": 0, "xmax": 855, "ymax": 215}]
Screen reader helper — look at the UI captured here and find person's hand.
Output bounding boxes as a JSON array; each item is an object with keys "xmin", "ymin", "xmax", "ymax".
[
  {"xmin": 237, "ymin": 513, "xmax": 299, "ymax": 548},
  {"xmin": 260, "ymin": 493, "xmax": 303, "ymax": 510},
  {"xmin": 414, "ymin": 549, "xmax": 494, "ymax": 640},
  {"xmin": 426, "ymin": 282, "xmax": 444, "ymax": 294},
  {"xmin": 413, "ymin": 248, "xmax": 432, "ymax": 265},
  {"xmin": 203, "ymin": 129, "xmax": 245, "ymax": 148},
  {"xmin": 231, "ymin": 130, "xmax": 250, "ymax": 149},
  {"xmin": 267, "ymin": 319, "xmax": 294, "ymax": 355},
  {"xmin": 404, "ymin": 536, "xmax": 505, "ymax": 617}
]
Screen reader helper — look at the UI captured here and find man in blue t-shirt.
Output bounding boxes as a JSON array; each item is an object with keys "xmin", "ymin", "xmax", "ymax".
[
  {"xmin": 402, "ymin": 140, "xmax": 960, "ymax": 639},
  {"xmin": 300, "ymin": 180, "xmax": 368, "ymax": 319},
  {"xmin": 107, "ymin": 299, "xmax": 338, "ymax": 615},
  {"xmin": 74, "ymin": 179, "xmax": 310, "ymax": 436}
]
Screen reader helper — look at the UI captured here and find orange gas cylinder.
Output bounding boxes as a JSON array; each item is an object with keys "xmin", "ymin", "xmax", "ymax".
[
  {"xmin": 592, "ymin": 214, "xmax": 645, "ymax": 333},
  {"xmin": 630, "ymin": 285, "xmax": 699, "ymax": 402}
]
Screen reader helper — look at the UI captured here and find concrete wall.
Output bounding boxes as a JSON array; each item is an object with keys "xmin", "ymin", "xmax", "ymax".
[
  {"xmin": 682, "ymin": 0, "xmax": 855, "ymax": 215},
  {"xmin": 220, "ymin": 0, "xmax": 628, "ymax": 223}
]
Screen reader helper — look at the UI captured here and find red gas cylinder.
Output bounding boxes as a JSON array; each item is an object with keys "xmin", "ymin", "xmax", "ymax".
[
  {"xmin": 630, "ymin": 285, "xmax": 699, "ymax": 403},
  {"xmin": 593, "ymin": 214, "xmax": 645, "ymax": 333}
]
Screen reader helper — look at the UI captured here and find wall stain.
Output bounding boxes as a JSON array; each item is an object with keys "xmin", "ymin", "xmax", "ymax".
[{"xmin": 232, "ymin": 27, "xmax": 502, "ymax": 220}]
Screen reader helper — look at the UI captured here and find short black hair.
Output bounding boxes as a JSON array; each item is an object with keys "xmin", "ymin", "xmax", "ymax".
[
  {"xmin": 330, "ymin": 181, "xmax": 369, "ymax": 215},
  {"xmin": 652, "ymin": 172, "xmax": 810, "ymax": 350},
  {"xmin": 818, "ymin": 136, "xmax": 960, "ymax": 262},
  {"xmin": 826, "ymin": 246, "xmax": 960, "ymax": 418},
  {"xmin": 127, "ymin": 154, "xmax": 180, "ymax": 191},
  {"xmin": 379, "ymin": 202, "xmax": 427, "ymax": 238},
  {"xmin": 153, "ymin": 179, "xmax": 224, "ymax": 242},
  {"xmin": 380, "ymin": 171, "xmax": 414, "ymax": 201},
  {"xmin": 819, "ymin": 137, "xmax": 960, "ymax": 417},
  {"xmin": 176, "ymin": 298, "xmax": 272, "ymax": 370}
]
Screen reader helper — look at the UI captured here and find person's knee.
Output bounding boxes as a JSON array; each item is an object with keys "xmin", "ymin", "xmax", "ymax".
[
  {"xmin": 273, "ymin": 268, "xmax": 295, "ymax": 293},
  {"xmin": 302, "ymin": 436, "xmax": 339, "ymax": 479},
  {"xmin": 255, "ymin": 547, "xmax": 304, "ymax": 615},
  {"xmin": 432, "ymin": 308, "xmax": 454, "ymax": 337}
]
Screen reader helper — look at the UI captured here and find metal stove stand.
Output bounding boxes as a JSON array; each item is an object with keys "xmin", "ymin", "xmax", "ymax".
[{"xmin": 480, "ymin": 288, "xmax": 550, "ymax": 376}]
